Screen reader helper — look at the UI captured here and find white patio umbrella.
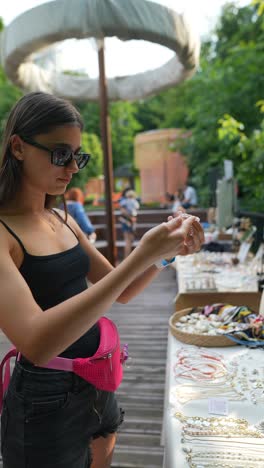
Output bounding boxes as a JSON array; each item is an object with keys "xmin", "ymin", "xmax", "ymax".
[{"xmin": 0, "ymin": 0, "xmax": 200, "ymax": 263}]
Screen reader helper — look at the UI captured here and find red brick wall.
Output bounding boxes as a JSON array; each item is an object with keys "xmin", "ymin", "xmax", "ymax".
[
  {"xmin": 85, "ymin": 177, "xmax": 105, "ymax": 197},
  {"xmin": 167, "ymin": 152, "xmax": 189, "ymax": 195},
  {"xmin": 134, "ymin": 129, "xmax": 189, "ymax": 203}
]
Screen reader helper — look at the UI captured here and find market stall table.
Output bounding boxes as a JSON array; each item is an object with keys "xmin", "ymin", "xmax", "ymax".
[
  {"xmin": 161, "ymin": 254, "xmax": 262, "ymax": 467},
  {"xmin": 173, "ymin": 253, "xmax": 259, "ymax": 312},
  {"xmin": 162, "ymin": 332, "xmax": 264, "ymax": 467}
]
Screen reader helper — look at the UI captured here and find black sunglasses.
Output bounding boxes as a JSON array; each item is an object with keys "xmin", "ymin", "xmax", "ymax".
[{"xmin": 20, "ymin": 136, "xmax": 91, "ymax": 169}]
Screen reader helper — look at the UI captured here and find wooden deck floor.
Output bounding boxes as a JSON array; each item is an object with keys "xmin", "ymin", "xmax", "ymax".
[
  {"xmin": 0, "ymin": 267, "xmax": 177, "ymax": 468},
  {"xmin": 109, "ymin": 267, "xmax": 177, "ymax": 468}
]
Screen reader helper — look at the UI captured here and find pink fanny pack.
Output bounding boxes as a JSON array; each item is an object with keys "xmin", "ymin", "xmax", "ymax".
[{"xmin": 0, "ymin": 317, "xmax": 128, "ymax": 413}]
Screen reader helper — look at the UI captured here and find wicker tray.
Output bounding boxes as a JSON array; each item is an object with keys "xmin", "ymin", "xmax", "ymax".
[{"xmin": 169, "ymin": 307, "xmax": 237, "ymax": 347}]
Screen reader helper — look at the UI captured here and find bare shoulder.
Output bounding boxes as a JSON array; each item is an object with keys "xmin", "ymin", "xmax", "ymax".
[
  {"xmin": 0, "ymin": 223, "xmax": 41, "ymax": 351},
  {"xmin": 0, "ymin": 220, "xmax": 25, "ymax": 281}
]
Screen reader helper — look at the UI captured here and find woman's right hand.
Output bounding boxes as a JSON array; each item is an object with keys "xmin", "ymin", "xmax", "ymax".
[{"xmin": 139, "ymin": 214, "xmax": 204, "ymax": 264}]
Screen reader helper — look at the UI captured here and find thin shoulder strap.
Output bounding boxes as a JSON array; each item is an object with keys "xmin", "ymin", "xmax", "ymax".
[
  {"xmin": 50, "ymin": 209, "xmax": 79, "ymax": 241},
  {"xmin": 0, "ymin": 220, "xmax": 26, "ymax": 253}
]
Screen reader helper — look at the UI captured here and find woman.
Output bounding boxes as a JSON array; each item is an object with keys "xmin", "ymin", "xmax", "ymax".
[
  {"xmin": 0, "ymin": 91, "xmax": 204, "ymax": 468},
  {"xmin": 65, "ymin": 187, "xmax": 97, "ymax": 243}
]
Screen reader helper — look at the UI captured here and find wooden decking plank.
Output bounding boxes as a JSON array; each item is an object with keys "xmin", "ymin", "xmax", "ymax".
[{"xmin": 109, "ymin": 267, "xmax": 176, "ymax": 468}]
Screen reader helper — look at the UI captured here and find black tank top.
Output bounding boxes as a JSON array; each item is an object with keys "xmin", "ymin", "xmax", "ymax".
[{"xmin": 0, "ymin": 215, "xmax": 100, "ymax": 359}]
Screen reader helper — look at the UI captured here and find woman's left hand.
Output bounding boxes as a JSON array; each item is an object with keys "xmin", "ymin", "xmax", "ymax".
[{"xmin": 167, "ymin": 213, "xmax": 204, "ymax": 256}]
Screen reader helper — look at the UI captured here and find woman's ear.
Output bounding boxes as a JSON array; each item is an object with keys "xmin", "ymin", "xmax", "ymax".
[{"xmin": 9, "ymin": 135, "xmax": 24, "ymax": 161}]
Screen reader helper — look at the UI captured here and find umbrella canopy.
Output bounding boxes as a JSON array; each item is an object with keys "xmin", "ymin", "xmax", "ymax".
[{"xmin": 0, "ymin": 0, "xmax": 200, "ymax": 101}]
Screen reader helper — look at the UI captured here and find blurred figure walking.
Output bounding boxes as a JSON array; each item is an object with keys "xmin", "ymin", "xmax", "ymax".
[
  {"xmin": 119, "ymin": 190, "xmax": 140, "ymax": 258},
  {"xmin": 65, "ymin": 188, "xmax": 97, "ymax": 243},
  {"xmin": 172, "ymin": 188, "xmax": 185, "ymax": 216}
]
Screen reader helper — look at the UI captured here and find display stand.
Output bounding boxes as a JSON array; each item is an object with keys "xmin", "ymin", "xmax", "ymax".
[
  {"xmin": 161, "ymin": 257, "xmax": 262, "ymax": 467},
  {"xmin": 162, "ymin": 333, "xmax": 264, "ymax": 467}
]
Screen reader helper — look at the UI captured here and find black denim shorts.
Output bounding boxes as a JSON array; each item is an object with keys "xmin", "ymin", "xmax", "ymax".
[{"xmin": 1, "ymin": 362, "xmax": 124, "ymax": 468}]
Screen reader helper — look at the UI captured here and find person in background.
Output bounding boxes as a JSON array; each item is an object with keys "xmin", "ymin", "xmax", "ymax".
[
  {"xmin": 164, "ymin": 191, "xmax": 175, "ymax": 209},
  {"xmin": 118, "ymin": 186, "xmax": 132, "ymax": 205},
  {"xmin": 65, "ymin": 187, "xmax": 97, "ymax": 243},
  {"xmin": 172, "ymin": 189, "xmax": 185, "ymax": 216},
  {"xmin": 119, "ymin": 189, "xmax": 140, "ymax": 258},
  {"xmin": 181, "ymin": 182, "xmax": 198, "ymax": 209}
]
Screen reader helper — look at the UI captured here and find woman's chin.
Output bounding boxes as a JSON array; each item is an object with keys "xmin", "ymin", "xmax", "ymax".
[{"xmin": 47, "ymin": 188, "xmax": 67, "ymax": 196}]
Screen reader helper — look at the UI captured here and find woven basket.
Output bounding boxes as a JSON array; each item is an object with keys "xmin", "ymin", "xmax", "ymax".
[{"xmin": 169, "ymin": 307, "xmax": 237, "ymax": 347}]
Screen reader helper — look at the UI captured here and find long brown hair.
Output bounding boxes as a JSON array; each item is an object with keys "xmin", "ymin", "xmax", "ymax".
[{"xmin": 0, "ymin": 91, "xmax": 83, "ymax": 208}]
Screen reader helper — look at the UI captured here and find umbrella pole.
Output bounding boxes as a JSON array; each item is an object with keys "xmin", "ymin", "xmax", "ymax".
[{"xmin": 98, "ymin": 39, "xmax": 117, "ymax": 265}]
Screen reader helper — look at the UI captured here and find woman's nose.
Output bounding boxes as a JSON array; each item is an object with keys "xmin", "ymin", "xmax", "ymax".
[{"xmin": 66, "ymin": 158, "xmax": 79, "ymax": 173}]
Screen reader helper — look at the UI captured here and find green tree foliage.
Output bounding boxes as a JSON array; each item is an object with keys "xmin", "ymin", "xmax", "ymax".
[
  {"xmin": 218, "ymin": 109, "xmax": 264, "ymax": 211},
  {"xmin": 69, "ymin": 132, "xmax": 103, "ymax": 189},
  {"xmin": 157, "ymin": 2, "xmax": 264, "ymax": 209},
  {"xmin": 134, "ymin": 95, "xmax": 166, "ymax": 131},
  {"xmin": 0, "ymin": 18, "xmax": 22, "ymax": 140},
  {"xmin": 0, "ymin": 68, "xmax": 22, "ymax": 138},
  {"xmin": 76, "ymin": 101, "xmax": 101, "ymax": 137},
  {"xmin": 76, "ymin": 100, "xmax": 142, "ymax": 170},
  {"xmin": 0, "ymin": 3, "xmax": 263, "ymax": 211},
  {"xmin": 214, "ymin": 2, "xmax": 264, "ymax": 59},
  {"xmin": 252, "ymin": 0, "xmax": 264, "ymax": 17},
  {"xmin": 109, "ymin": 101, "xmax": 142, "ymax": 169},
  {"xmin": 82, "ymin": 132, "xmax": 103, "ymax": 178}
]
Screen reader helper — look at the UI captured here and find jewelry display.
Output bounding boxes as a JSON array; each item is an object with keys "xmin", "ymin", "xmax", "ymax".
[
  {"xmin": 187, "ymin": 463, "xmax": 262, "ymax": 468},
  {"xmin": 172, "ymin": 348, "xmax": 244, "ymax": 404},
  {"xmin": 176, "ymin": 251, "xmax": 258, "ymax": 292},
  {"xmin": 174, "ymin": 348, "xmax": 228, "ymax": 380},
  {"xmin": 185, "ymin": 277, "xmax": 217, "ymax": 292},
  {"xmin": 256, "ymin": 419, "xmax": 264, "ymax": 433},
  {"xmin": 185, "ymin": 450, "xmax": 264, "ymax": 468},
  {"xmin": 167, "ymin": 248, "xmax": 262, "ymax": 467},
  {"xmin": 175, "ymin": 412, "xmax": 264, "ymax": 439},
  {"xmin": 183, "ymin": 445, "xmax": 264, "ymax": 468},
  {"xmin": 175, "ymin": 412, "xmax": 264, "ymax": 467},
  {"xmin": 231, "ymin": 352, "xmax": 264, "ymax": 405},
  {"xmin": 174, "ymin": 303, "xmax": 263, "ymax": 340}
]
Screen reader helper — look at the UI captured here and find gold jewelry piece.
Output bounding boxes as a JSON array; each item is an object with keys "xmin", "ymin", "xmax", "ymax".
[
  {"xmin": 175, "ymin": 413, "xmax": 249, "ymax": 427},
  {"xmin": 175, "ymin": 412, "xmax": 264, "ymax": 439},
  {"xmin": 185, "ymin": 446, "xmax": 264, "ymax": 467}
]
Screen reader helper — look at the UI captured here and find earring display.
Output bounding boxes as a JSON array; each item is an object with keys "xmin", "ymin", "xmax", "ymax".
[{"xmin": 231, "ymin": 352, "xmax": 264, "ymax": 405}]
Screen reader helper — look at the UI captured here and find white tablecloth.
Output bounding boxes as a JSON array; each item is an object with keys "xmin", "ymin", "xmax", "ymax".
[{"xmin": 162, "ymin": 332, "xmax": 264, "ymax": 468}]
